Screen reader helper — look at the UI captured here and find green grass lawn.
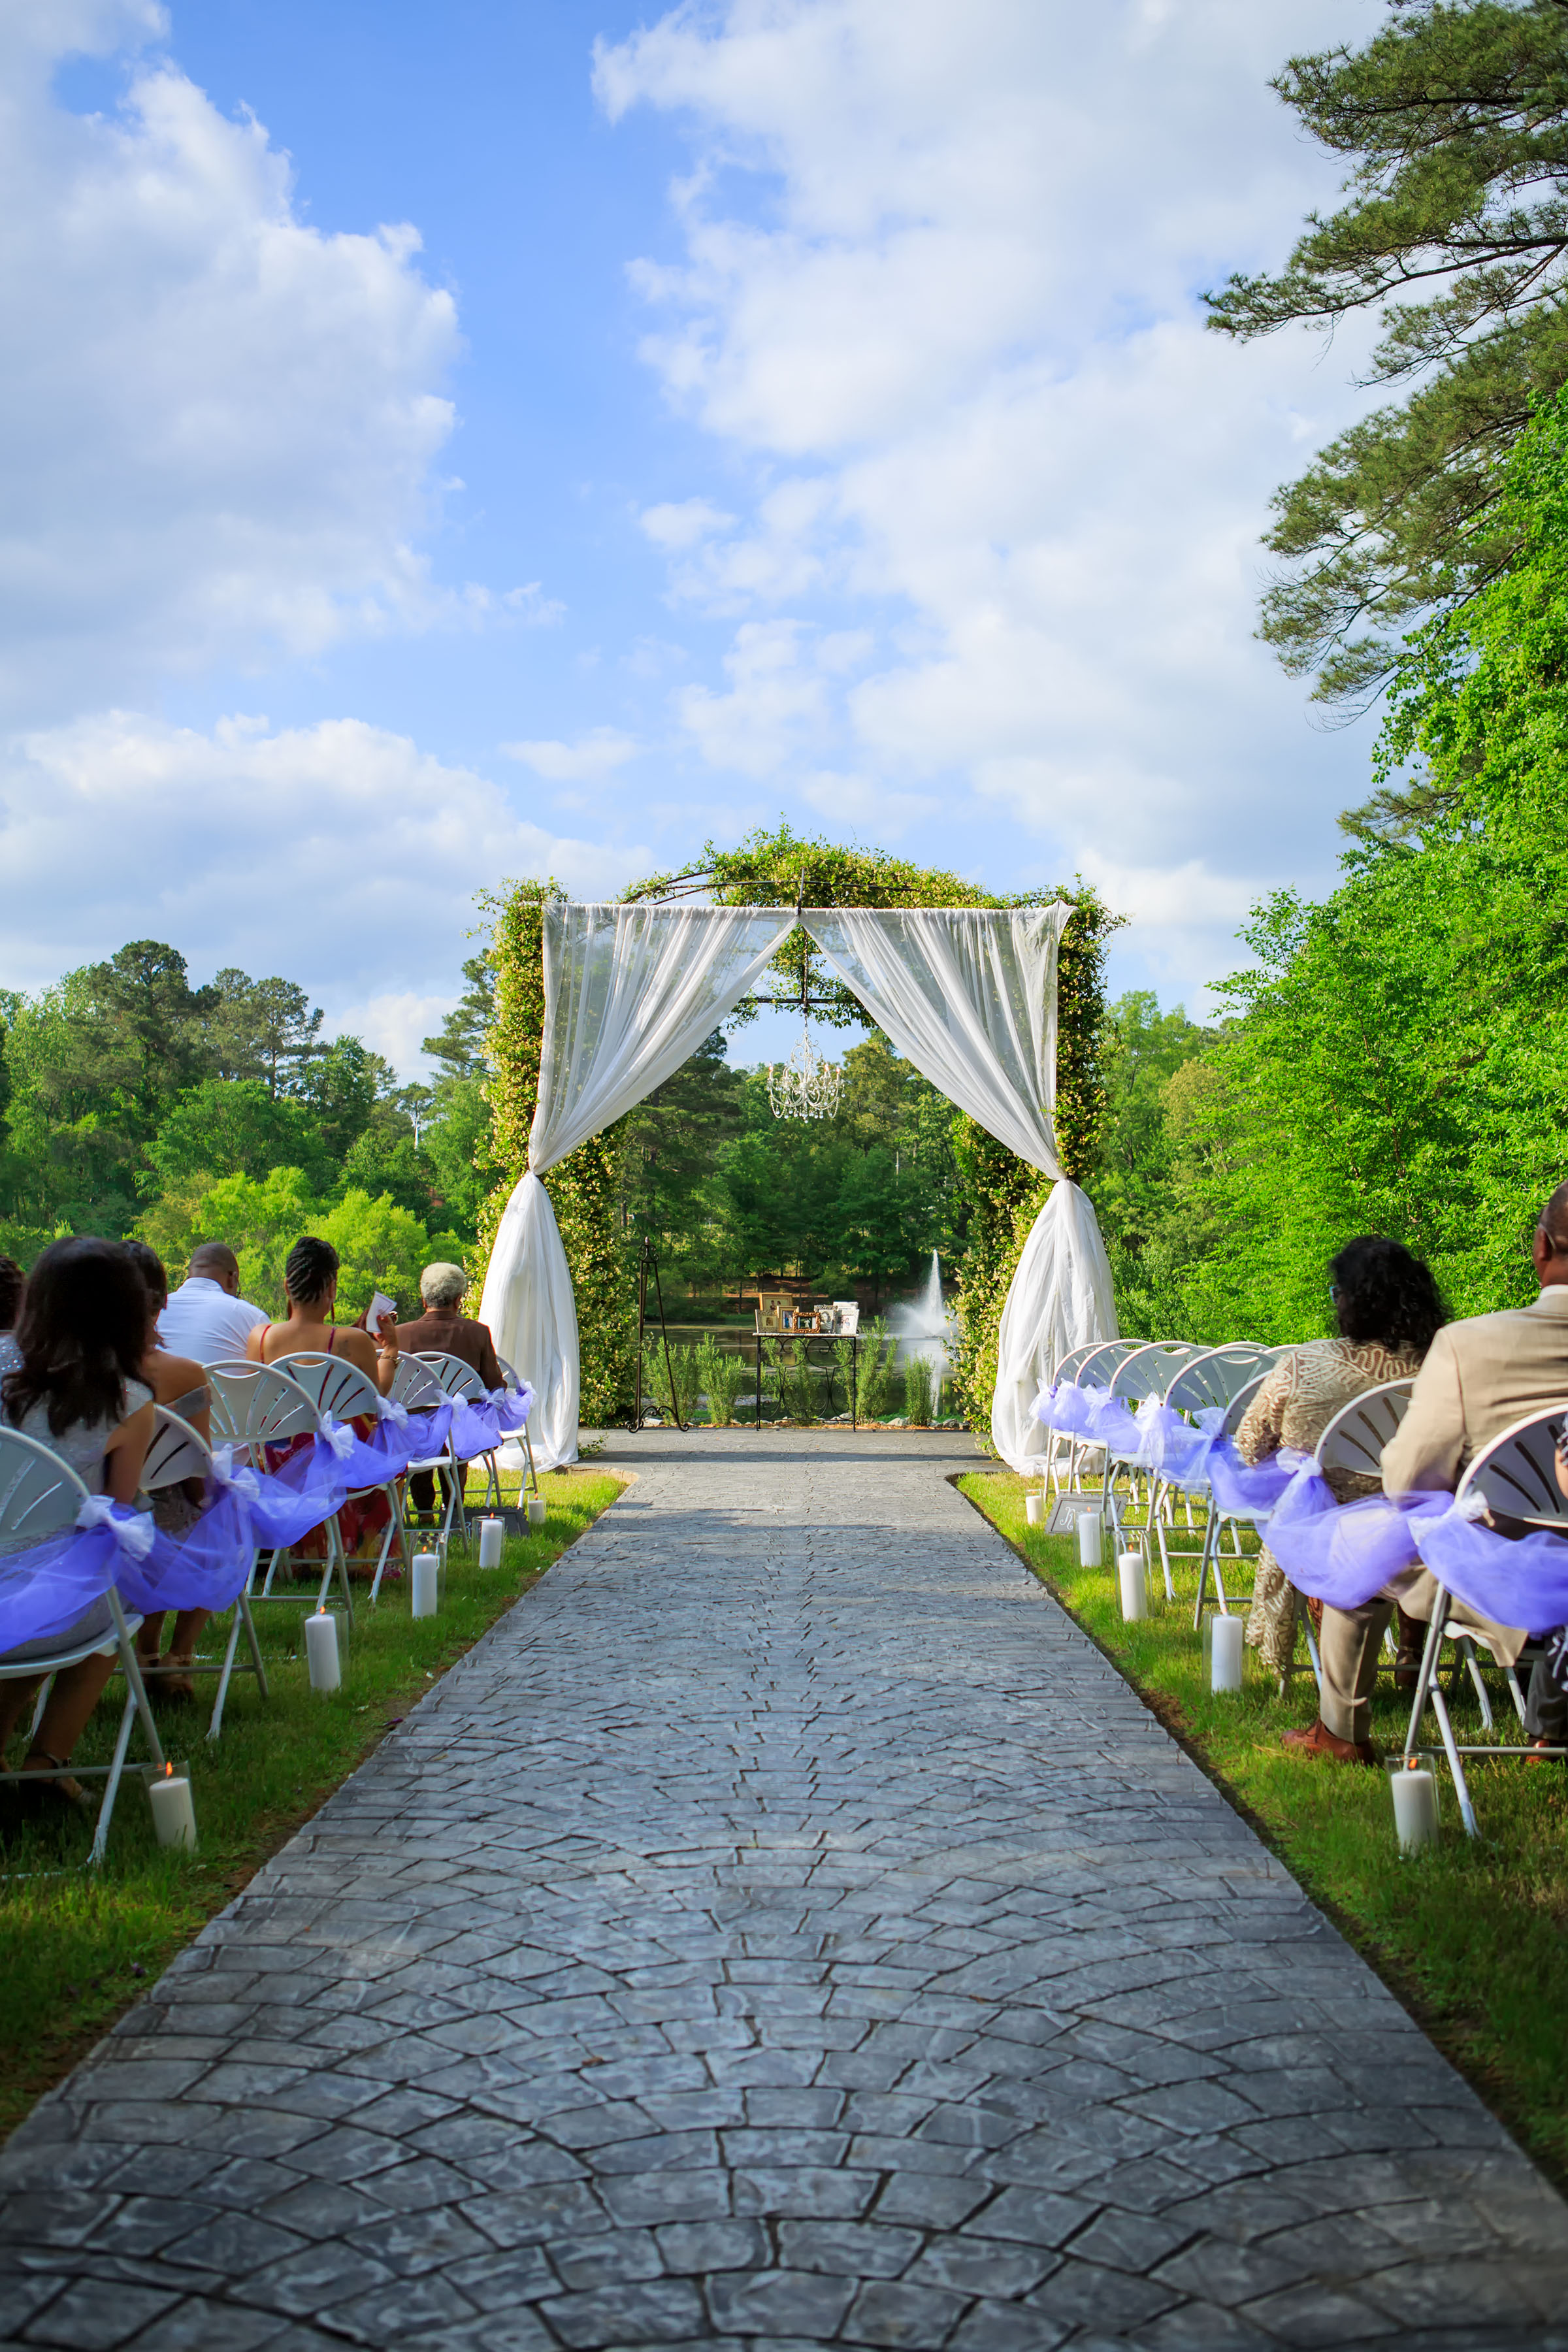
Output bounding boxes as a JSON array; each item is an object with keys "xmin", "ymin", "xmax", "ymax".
[
  {"xmin": 959, "ymin": 1469, "xmax": 1568, "ymax": 2189},
  {"xmin": 0, "ymin": 1467, "xmax": 623, "ymax": 2140}
]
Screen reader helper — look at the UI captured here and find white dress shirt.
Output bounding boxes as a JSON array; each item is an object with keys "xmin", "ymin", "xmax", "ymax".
[{"xmin": 157, "ymin": 1276, "xmax": 269, "ymax": 1367}]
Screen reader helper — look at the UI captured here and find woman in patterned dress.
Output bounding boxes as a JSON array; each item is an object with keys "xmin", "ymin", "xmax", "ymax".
[{"xmin": 1236, "ymin": 1237, "xmax": 1445, "ymax": 1678}]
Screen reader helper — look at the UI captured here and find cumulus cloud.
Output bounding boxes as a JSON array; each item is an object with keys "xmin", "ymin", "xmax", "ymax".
[
  {"xmin": 0, "ymin": 713, "xmax": 644, "ymax": 1041},
  {"xmin": 640, "ymin": 499, "xmax": 736, "ymax": 550},
  {"xmin": 596, "ymin": 0, "xmax": 1380, "ymax": 1001},
  {"xmin": 0, "ymin": 8, "xmax": 465, "ymax": 725},
  {"xmin": 502, "ymin": 728, "xmax": 641, "ymax": 780}
]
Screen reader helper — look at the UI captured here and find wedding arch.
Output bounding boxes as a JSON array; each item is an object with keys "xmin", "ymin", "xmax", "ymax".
[{"xmin": 479, "ymin": 890, "xmax": 1119, "ymax": 1472}]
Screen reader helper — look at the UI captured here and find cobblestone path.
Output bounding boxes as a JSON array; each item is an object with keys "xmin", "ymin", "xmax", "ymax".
[{"xmin": 4, "ymin": 1429, "xmax": 1568, "ymax": 2351}]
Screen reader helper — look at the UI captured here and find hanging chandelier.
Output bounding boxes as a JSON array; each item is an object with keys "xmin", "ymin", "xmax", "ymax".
[
  {"xmin": 767, "ymin": 1018, "xmax": 843, "ymax": 1120},
  {"xmin": 766, "ymin": 925, "xmax": 843, "ymax": 1119}
]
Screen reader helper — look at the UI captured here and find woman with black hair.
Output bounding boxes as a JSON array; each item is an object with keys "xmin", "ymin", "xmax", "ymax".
[
  {"xmin": 247, "ymin": 1237, "xmax": 400, "ymax": 1567},
  {"xmin": 1235, "ymin": 1235, "xmax": 1446, "ymax": 1680},
  {"xmin": 0, "ymin": 1237, "xmax": 155, "ymax": 1816}
]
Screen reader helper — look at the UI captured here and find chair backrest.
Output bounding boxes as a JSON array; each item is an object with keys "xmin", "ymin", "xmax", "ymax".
[
  {"xmin": 497, "ymin": 1356, "xmax": 523, "ymax": 1393},
  {"xmin": 416, "ymin": 1350, "xmax": 488, "ymax": 1402},
  {"xmin": 279, "ymin": 1351, "xmax": 384, "ymax": 1424},
  {"xmin": 391, "ymin": 1355, "xmax": 448, "ymax": 1412},
  {"xmin": 142, "ymin": 1406, "xmax": 213, "ymax": 1493},
  {"xmin": 1166, "ymin": 1343, "xmax": 1282, "ymax": 1416},
  {"xmin": 1220, "ymin": 1373, "xmax": 1268, "ymax": 1439},
  {"xmin": 206, "ymin": 1360, "xmax": 318, "ymax": 1454},
  {"xmin": 1313, "ymin": 1380, "xmax": 1414, "ymax": 1478},
  {"xmin": 0, "ymin": 1427, "xmax": 91, "ymax": 1549},
  {"xmin": 1075, "ymin": 1339, "xmax": 1139, "ymax": 1388},
  {"xmin": 1051, "ymin": 1342, "xmax": 1101, "ymax": 1389},
  {"xmin": 1456, "ymin": 1406, "xmax": 1568, "ymax": 1529},
  {"xmin": 1111, "ymin": 1341, "xmax": 1200, "ymax": 1403}
]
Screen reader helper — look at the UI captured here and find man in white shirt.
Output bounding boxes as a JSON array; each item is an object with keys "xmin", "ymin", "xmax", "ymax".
[{"xmin": 157, "ymin": 1243, "xmax": 269, "ymax": 1365}]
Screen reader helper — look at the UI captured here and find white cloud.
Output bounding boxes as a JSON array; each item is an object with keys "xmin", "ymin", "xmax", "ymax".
[
  {"xmin": 502, "ymin": 728, "xmax": 640, "ymax": 780},
  {"xmin": 0, "ymin": 13, "xmax": 466, "ymax": 725},
  {"xmin": 639, "ymin": 498, "xmax": 736, "ymax": 549},
  {"xmin": 597, "ymin": 0, "xmax": 1381, "ymax": 992},
  {"xmin": 0, "ymin": 713, "xmax": 644, "ymax": 1025},
  {"xmin": 325, "ymin": 989, "xmax": 457, "ymax": 1079}
]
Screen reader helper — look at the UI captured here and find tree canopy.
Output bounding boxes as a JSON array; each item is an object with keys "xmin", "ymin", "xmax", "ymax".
[{"xmin": 1207, "ymin": 0, "xmax": 1568, "ymax": 717}]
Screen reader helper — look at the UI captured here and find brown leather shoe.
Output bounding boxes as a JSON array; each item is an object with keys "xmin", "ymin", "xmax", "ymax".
[{"xmin": 1281, "ymin": 1717, "xmax": 1379, "ymax": 1767}]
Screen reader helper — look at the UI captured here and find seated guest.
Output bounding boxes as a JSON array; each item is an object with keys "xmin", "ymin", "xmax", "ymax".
[
  {"xmin": 1239, "ymin": 1237, "xmax": 1443, "ymax": 1679},
  {"xmin": 248, "ymin": 1237, "xmax": 399, "ymax": 1564},
  {"xmin": 157, "ymin": 1241, "xmax": 269, "ymax": 1365},
  {"xmin": 0, "ymin": 1238, "xmax": 154, "ymax": 1819},
  {"xmin": 395, "ymin": 1263, "xmax": 502, "ymax": 1519},
  {"xmin": 123, "ymin": 1241, "xmax": 212, "ymax": 1704},
  {"xmin": 1290, "ymin": 1181, "xmax": 1568, "ymax": 1763},
  {"xmin": 0, "ymin": 1254, "xmax": 23, "ymax": 1341}
]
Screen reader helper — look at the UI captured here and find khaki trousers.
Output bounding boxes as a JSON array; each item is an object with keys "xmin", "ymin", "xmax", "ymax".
[{"xmin": 1317, "ymin": 1567, "xmax": 1527, "ymax": 1745}]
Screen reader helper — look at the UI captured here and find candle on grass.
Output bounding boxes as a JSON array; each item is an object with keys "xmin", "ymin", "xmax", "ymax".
[
  {"xmin": 1117, "ymin": 1550, "xmax": 1147, "ymax": 1622},
  {"xmin": 1077, "ymin": 1511, "xmax": 1102, "ymax": 1568},
  {"xmin": 412, "ymin": 1551, "xmax": 440, "ymax": 1618},
  {"xmin": 1392, "ymin": 1763, "xmax": 1439, "ymax": 1854},
  {"xmin": 1210, "ymin": 1613, "xmax": 1244, "ymax": 1692},
  {"xmin": 1025, "ymin": 1491, "xmax": 1045, "ymax": 1527},
  {"xmin": 527, "ymin": 1495, "xmax": 546, "ymax": 1527},
  {"xmin": 304, "ymin": 1609, "xmax": 341, "ymax": 1691},
  {"xmin": 478, "ymin": 1515, "xmax": 504, "ymax": 1568},
  {"xmin": 148, "ymin": 1762, "xmax": 197, "ymax": 1849}
]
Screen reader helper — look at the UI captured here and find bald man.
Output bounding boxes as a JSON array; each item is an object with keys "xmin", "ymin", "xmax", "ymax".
[{"xmin": 157, "ymin": 1242, "xmax": 269, "ymax": 1366}]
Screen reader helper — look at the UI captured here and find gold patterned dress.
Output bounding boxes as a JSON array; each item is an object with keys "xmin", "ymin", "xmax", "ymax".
[{"xmin": 1235, "ymin": 1339, "xmax": 1426, "ymax": 1674}]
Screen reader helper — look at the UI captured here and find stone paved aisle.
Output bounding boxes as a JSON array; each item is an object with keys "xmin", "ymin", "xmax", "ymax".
[{"xmin": 3, "ymin": 1431, "xmax": 1568, "ymax": 2352}]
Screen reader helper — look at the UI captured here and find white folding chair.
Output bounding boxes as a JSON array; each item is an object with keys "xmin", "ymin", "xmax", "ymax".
[
  {"xmin": 1280, "ymin": 1379, "xmax": 1420, "ymax": 1700},
  {"xmin": 274, "ymin": 1354, "xmax": 410, "ymax": 1605},
  {"xmin": 1190, "ymin": 1371, "xmax": 1271, "ymax": 1629},
  {"xmin": 206, "ymin": 1360, "xmax": 357, "ymax": 1627},
  {"xmin": 1039, "ymin": 1341, "xmax": 1101, "ymax": 1499},
  {"xmin": 1403, "ymin": 1405, "xmax": 1568, "ymax": 1837},
  {"xmin": 1150, "ymin": 1345, "xmax": 1282, "ymax": 1604},
  {"xmin": 416, "ymin": 1352, "xmax": 506, "ymax": 1548},
  {"xmin": 1102, "ymin": 1341, "xmax": 1203, "ymax": 1549},
  {"xmin": 140, "ymin": 1407, "xmax": 269, "ymax": 1742},
  {"xmin": 1063, "ymin": 1339, "xmax": 1141, "ymax": 1503},
  {"xmin": 0, "ymin": 1429, "xmax": 166, "ymax": 1869},
  {"xmin": 393, "ymin": 1353, "xmax": 454, "ymax": 1543},
  {"xmin": 497, "ymin": 1357, "xmax": 542, "ymax": 1503}
]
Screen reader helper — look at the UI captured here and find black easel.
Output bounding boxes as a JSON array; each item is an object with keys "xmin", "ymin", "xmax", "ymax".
[{"xmin": 633, "ymin": 1227, "xmax": 684, "ymax": 1432}]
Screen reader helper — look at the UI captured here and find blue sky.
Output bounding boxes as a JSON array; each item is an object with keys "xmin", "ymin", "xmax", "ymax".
[{"xmin": 2, "ymin": 0, "xmax": 1380, "ymax": 1071}]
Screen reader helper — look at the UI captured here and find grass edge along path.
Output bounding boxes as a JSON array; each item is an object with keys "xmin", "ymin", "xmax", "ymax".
[
  {"xmin": 958, "ymin": 1468, "xmax": 1568, "ymax": 2194},
  {"xmin": 0, "ymin": 1467, "xmax": 626, "ymax": 2143}
]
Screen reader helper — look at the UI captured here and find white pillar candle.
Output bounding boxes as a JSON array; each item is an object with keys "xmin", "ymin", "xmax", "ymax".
[
  {"xmin": 478, "ymin": 1516, "xmax": 504, "ymax": 1569},
  {"xmin": 527, "ymin": 1495, "xmax": 546, "ymax": 1527},
  {"xmin": 304, "ymin": 1609, "xmax": 341, "ymax": 1691},
  {"xmin": 148, "ymin": 1763, "xmax": 197, "ymax": 1850},
  {"xmin": 1117, "ymin": 1550, "xmax": 1147, "ymax": 1622},
  {"xmin": 1024, "ymin": 1492, "xmax": 1045, "ymax": 1527},
  {"xmin": 412, "ymin": 1552, "xmax": 440, "ymax": 1618},
  {"xmin": 1077, "ymin": 1512, "xmax": 1102, "ymax": 1568},
  {"xmin": 1392, "ymin": 1765, "xmax": 1439, "ymax": 1855},
  {"xmin": 1211, "ymin": 1613, "xmax": 1244, "ymax": 1693}
]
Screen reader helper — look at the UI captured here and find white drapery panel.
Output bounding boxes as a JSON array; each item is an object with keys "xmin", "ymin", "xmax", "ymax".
[
  {"xmin": 480, "ymin": 903, "xmax": 794, "ymax": 1467},
  {"xmin": 799, "ymin": 906, "xmax": 1117, "ymax": 1471}
]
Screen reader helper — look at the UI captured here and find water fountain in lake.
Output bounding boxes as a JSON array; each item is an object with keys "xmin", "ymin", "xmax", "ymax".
[{"xmin": 889, "ymin": 1250, "xmax": 956, "ymax": 1382}]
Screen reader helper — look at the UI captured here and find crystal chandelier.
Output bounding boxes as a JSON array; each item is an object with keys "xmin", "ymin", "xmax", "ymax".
[{"xmin": 767, "ymin": 1019, "xmax": 843, "ymax": 1120}]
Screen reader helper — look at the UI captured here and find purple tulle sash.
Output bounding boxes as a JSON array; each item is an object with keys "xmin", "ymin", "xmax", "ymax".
[
  {"xmin": 0, "ymin": 1492, "xmax": 255, "ymax": 1657},
  {"xmin": 1032, "ymin": 1382, "xmax": 1109, "ymax": 1441},
  {"xmin": 1410, "ymin": 1500, "xmax": 1568, "ymax": 1637},
  {"xmin": 1206, "ymin": 1441, "xmax": 1311, "ymax": 1519},
  {"xmin": 1263, "ymin": 1478, "xmax": 1433, "ymax": 1609}
]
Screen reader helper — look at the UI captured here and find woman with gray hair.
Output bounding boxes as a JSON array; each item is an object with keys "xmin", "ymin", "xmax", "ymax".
[{"xmin": 395, "ymin": 1264, "xmax": 503, "ymax": 1516}]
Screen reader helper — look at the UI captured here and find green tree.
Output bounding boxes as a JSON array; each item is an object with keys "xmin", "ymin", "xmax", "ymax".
[
  {"xmin": 1207, "ymin": 1, "xmax": 1568, "ymax": 715},
  {"xmin": 143, "ymin": 1078, "xmax": 333, "ymax": 1195},
  {"xmin": 422, "ymin": 953, "xmax": 495, "ymax": 1083},
  {"xmin": 209, "ymin": 971, "xmax": 326, "ymax": 1094},
  {"xmin": 621, "ymin": 1030, "xmax": 745, "ymax": 1292},
  {"xmin": 296, "ymin": 1036, "xmax": 394, "ymax": 1165}
]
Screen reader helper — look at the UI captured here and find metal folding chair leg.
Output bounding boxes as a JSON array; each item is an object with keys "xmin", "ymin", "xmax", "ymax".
[{"xmin": 1405, "ymin": 1594, "xmax": 1480, "ymax": 1838}]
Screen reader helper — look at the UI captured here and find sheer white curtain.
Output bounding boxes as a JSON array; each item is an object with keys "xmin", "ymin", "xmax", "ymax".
[
  {"xmin": 480, "ymin": 902, "xmax": 793, "ymax": 1467},
  {"xmin": 801, "ymin": 906, "xmax": 1117, "ymax": 1470}
]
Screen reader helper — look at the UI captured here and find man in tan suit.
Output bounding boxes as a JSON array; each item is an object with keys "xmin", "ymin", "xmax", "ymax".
[{"xmin": 1286, "ymin": 1186, "xmax": 1568, "ymax": 1763}]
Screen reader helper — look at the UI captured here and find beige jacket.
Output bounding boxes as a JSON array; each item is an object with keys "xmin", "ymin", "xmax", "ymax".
[{"xmin": 1382, "ymin": 1286, "xmax": 1568, "ymax": 1499}]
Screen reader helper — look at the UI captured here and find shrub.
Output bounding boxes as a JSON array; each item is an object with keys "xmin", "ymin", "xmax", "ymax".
[
  {"xmin": 695, "ymin": 1333, "xmax": 747, "ymax": 1424},
  {"xmin": 904, "ymin": 1354, "xmax": 936, "ymax": 1426}
]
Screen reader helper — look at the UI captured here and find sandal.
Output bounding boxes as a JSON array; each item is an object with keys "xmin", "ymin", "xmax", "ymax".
[
  {"xmin": 139, "ymin": 1655, "xmax": 195, "ymax": 1705},
  {"xmin": 20, "ymin": 1749, "xmax": 92, "ymax": 1811}
]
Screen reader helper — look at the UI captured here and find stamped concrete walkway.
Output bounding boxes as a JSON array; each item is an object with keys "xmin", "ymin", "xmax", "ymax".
[{"xmin": 3, "ymin": 1430, "xmax": 1568, "ymax": 2352}]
